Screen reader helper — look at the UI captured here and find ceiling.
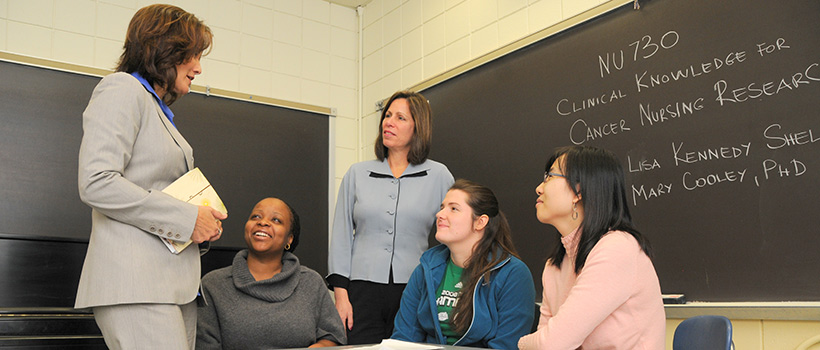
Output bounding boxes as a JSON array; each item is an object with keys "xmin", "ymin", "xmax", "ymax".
[{"xmin": 326, "ymin": 0, "xmax": 373, "ymax": 9}]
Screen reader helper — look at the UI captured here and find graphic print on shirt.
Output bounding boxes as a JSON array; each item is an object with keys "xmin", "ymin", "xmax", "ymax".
[
  {"xmin": 436, "ymin": 260, "xmax": 464, "ymax": 344},
  {"xmin": 437, "ymin": 281, "xmax": 462, "ymax": 320}
]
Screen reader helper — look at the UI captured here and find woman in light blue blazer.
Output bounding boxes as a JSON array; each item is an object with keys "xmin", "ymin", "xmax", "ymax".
[
  {"xmin": 75, "ymin": 4, "xmax": 223, "ymax": 349},
  {"xmin": 328, "ymin": 91, "xmax": 454, "ymax": 344}
]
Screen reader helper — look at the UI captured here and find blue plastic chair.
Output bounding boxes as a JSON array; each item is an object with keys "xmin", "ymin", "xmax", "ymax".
[{"xmin": 672, "ymin": 315, "xmax": 733, "ymax": 350}]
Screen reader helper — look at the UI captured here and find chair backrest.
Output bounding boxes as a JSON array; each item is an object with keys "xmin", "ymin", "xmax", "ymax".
[{"xmin": 673, "ymin": 315, "xmax": 733, "ymax": 350}]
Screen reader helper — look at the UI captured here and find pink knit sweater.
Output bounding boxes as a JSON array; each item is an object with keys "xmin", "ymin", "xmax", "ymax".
[{"xmin": 518, "ymin": 229, "xmax": 665, "ymax": 350}]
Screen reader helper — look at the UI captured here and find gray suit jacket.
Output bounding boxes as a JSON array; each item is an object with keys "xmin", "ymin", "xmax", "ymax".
[{"xmin": 75, "ymin": 72, "xmax": 200, "ymax": 309}]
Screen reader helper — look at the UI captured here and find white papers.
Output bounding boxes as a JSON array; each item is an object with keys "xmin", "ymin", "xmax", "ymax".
[
  {"xmin": 160, "ymin": 167, "xmax": 227, "ymax": 254},
  {"xmin": 359, "ymin": 339, "xmax": 443, "ymax": 350}
]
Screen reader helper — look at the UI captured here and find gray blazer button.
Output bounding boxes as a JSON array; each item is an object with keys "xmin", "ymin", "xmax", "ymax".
[
  {"xmin": 175, "ymin": 233, "xmax": 180, "ymax": 238},
  {"xmin": 158, "ymin": 229, "xmax": 164, "ymax": 234},
  {"xmin": 149, "ymin": 226, "xmax": 157, "ymax": 232},
  {"xmin": 166, "ymin": 232, "xmax": 172, "ymax": 237}
]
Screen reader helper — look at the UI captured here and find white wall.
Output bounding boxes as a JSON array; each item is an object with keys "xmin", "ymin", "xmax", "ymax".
[
  {"xmin": 357, "ymin": 0, "xmax": 609, "ymax": 160},
  {"xmin": 0, "ymin": 0, "xmax": 359, "ymax": 196}
]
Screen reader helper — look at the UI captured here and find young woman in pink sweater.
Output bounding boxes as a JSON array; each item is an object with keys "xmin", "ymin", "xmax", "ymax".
[{"xmin": 518, "ymin": 146, "xmax": 665, "ymax": 350}]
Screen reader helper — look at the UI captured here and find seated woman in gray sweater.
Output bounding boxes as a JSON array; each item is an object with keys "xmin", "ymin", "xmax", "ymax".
[{"xmin": 197, "ymin": 198, "xmax": 346, "ymax": 349}]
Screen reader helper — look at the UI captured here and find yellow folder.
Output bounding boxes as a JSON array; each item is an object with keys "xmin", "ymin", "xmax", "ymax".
[{"xmin": 161, "ymin": 167, "xmax": 228, "ymax": 254}]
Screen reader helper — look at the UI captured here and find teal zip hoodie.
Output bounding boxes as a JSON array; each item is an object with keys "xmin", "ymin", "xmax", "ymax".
[{"xmin": 392, "ymin": 244, "xmax": 536, "ymax": 350}]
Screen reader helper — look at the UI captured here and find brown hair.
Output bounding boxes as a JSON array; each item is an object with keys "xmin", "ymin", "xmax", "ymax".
[
  {"xmin": 374, "ymin": 90, "xmax": 432, "ymax": 165},
  {"xmin": 116, "ymin": 4, "xmax": 212, "ymax": 105},
  {"xmin": 447, "ymin": 179, "xmax": 520, "ymax": 334}
]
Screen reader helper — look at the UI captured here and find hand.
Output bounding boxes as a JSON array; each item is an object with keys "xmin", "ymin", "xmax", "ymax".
[
  {"xmin": 334, "ymin": 288, "xmax": 354, "ymax": 330},
  {"xmin": 191, "ymin": 206, "xmax": 228, "ymax": 243},
  {"xmin": 307, "ymin": 340, "xmax": 338, "ymax": 348}
]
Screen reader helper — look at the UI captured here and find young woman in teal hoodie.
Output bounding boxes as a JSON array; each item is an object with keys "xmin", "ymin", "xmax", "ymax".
[{"xmin": 392, "ymin": 179, "xmax": 535, "ymax": 350}]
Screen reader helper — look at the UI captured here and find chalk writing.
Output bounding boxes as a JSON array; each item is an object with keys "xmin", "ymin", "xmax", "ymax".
[
  {"xmin": 756, "ymin": 38, "xmax": 790, "ymax": 57},
  {"xmin": 582, "ymin": 28, "xmax": 814, "ymax": 208},
  {"xmin": 556, "ymin": 90, "xmax": 626, "ymax": 116},
  {"xmin": 629, "ymin": 31, "xmax": 680, "ymax": 61},
  {"xmin": 713, "ymin": 62, "xmax": 820, "ymax": 106},
  {"xmin": 672, "ymin": 141, "xmax": 752, "ymax": 166},
  {"xmin": 636, "ymin": 50, "xmax": 746, "ymax": 93},
  {"xmin": 762, "ymin": 158, "xmax": 806, "ymax": 179},
  {"xmin": 628, "ymin": 156, "xmax": 661, "ymax": 173},
  {"xmin": 638, "ymin": 98, "xmax": 704, "ymax": 126},
  {"xmin": 631, "ymin": 182, "xmax": 673, "ymax": 206},
  {"xmin": 599, "ymin": 30, "xmax": 680, "ymax": 78},
  {"xmin": 570, "ymin": 118, "xmax": 631, "ymax": 145},
  {"xmin": 764, "ymin": 124, "xmax": 819, "ymax": 150},
  {"xmin": 682, "ymin": 168, "xmax": 748, "ymax": 190}
]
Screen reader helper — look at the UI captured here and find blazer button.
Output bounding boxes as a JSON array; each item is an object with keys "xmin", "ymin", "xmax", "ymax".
[
  {"xmin": 158, "ymin": 229, "xmax": 164, "ymax": 234},
  {"xmin": 386, "ymin": 229, "xmax": 393, "ymax": 235},
  {"xmin": 167, "ymin": 232, "xmax": 173, "ymax": 237},
  {"xmin": 175, "ymin": 233, "xmax": 180, "ymax": 238},
  {"xmin": 149, "ymin": 226, "xmax": 157, "ymax": 232}
]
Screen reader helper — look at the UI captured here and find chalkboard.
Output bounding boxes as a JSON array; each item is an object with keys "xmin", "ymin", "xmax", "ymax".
[
  {"xmin": 0, "ymin": 60, "xmax": 330, "ymax": 277},
  {"xmin": 423, "ymin": 0, "xmax": 820, "ymax": 301}
]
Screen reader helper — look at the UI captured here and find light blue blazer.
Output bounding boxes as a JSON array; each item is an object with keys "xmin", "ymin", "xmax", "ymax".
[
  {"xmin": 328, "ymin": 159, "xmax": 453, "ymax": 285},
  {"xmin": 75, "ymin": 72, "xmax": 200, "ymax": 309}
]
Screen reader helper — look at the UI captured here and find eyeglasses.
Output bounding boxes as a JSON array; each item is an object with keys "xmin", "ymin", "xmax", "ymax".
[{"xmin": 543, "ymin": 172, "xmax": 567, "ymax": 182}]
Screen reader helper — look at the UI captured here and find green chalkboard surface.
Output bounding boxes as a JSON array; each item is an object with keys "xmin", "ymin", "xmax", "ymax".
[
  {"xmin": 424, "ymin": 0, "xmax": 820, "ymax": 301},
  {"xmin": 0, "ymin": 60, "xmax": 329, "ymax": 308}
]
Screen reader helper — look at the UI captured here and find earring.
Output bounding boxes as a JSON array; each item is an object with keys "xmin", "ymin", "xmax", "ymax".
[
  {"xmin": 285, "ymin": 243, "xmax": 291, "ymax": 250},
  {"xmin": 572, "ymin": 202, "xmax": 578, "ymax": 220}
]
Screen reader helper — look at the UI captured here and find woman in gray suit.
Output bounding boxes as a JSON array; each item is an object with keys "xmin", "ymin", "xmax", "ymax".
[{"xmin": 75, "ymin": 4, "xmax": 223, "ymax": 349}]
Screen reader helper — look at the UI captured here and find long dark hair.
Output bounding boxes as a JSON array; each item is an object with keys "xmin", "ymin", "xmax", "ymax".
[
  {"xmin": 545, "ymin": 146, "xmax": 652, "ymax": 274},
  {"xmin": 116, "ymin": 4, "xmax": 212, "ymax": 105},
  {"xmin": 374, "ymin": 90, "xmax": 432, "ymax": 165},
  {"xmin": 448, "ymin": 179, "xmax": 519, "ymax": 333}
]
